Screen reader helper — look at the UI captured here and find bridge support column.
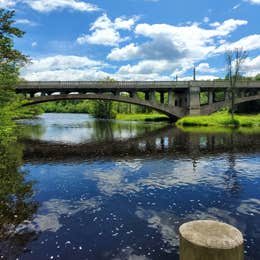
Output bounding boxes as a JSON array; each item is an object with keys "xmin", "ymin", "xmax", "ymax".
[
  {"xmin": 188, "ymin": 86, "xmax": 200, "ymax": 115},
  {"xmin": 168, "ymin": 90, "xmax": 174, "ymax": 105},
  {"xmin": 149, "ymin": 90, "xmax": 156, "ymax": 102},
  {"xmin": 160, "ymin": 92, "xmax": 165, "ymax": 104},
  {"xmin": 130, "ymin": 91, "xmax": 137, "ymax": 98},
  {"xmin": 208, "ymin": 90, "xmax": 214, "ymax": 104},
  {"xmin": 113, "ymin": 90, "xmax": 120, "ymax": 96},
  {"xmin": 225, "ymin": 90, "xmax": 229, "ymax": 101}
]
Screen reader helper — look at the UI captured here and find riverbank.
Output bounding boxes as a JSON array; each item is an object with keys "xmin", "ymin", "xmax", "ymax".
[
  {"xmin": 176, "ymin": 112, "xmax": 260, "ymax": 127},
  {"xmin": 116, "ymin": 113, "xmax": 169, "ymax": 122}
]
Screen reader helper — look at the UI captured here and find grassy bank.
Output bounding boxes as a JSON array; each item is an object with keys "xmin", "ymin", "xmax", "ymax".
[
  {"xmin": 116, "ymin": 113, "xmax": 169, "ymax": 122},
  {"xmin": 176, "ymin": 111, "xmax": 260, "ymax": 127}
]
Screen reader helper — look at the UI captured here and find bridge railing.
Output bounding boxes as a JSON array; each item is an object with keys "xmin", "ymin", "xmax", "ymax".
[{"xmin": 16, "ymin": 80, "xmax": 260, "ymax": 89}]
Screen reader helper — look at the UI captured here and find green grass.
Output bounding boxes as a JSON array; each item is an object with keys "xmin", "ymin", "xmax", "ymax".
[
  {"xmin": 116, "ymin": 113, "xmax": 169, "ymax": 122},
  {"xmin": 176, "ymin": 111, "xmax": 260, "ymax": 127},
  {"xmin": 177, "ymin": 125, "xmax": 260, "ymax": 134}
]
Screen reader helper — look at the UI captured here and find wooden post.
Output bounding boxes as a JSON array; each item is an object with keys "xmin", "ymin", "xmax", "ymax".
[{"xmin": 179, "ymin": 220, "xmax": 244, "ymax": 260}]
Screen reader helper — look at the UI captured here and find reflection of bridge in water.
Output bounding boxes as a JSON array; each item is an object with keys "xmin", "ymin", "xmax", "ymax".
[
  {"xmin": 16, "ymin": 81, "xmax": 260, "ymax": 120},
  {"xmin": 22, "ymin": 127, "xmax": 260, "ymax": 163}
]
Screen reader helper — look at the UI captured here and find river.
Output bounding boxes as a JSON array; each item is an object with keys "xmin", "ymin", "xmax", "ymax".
[{"xmin": 1, "ymin": 113, "xmax": 260, "ymax": 260}]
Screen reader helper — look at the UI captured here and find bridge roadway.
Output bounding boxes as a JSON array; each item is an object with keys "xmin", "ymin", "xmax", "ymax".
[{"xmin": 16, "ymin": 80, "xmax": 260, "ymax": 119}]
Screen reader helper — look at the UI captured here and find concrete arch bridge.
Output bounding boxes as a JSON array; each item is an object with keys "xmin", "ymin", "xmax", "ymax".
[{"xmin": 16, "ymin": 80, "xmax": 260, "ymax": 120}]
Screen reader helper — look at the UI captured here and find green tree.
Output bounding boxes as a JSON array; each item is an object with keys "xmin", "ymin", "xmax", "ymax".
[
  {"xmin": 90, "ymin": 77, "xmax": 116, "ymax": 119},
  {"xmin": 255, "ymin": 74, "xmax": 260, "ymax": 80},
  {"xmin": 0, "ymin": 8, "xmax": 28, "ymax": 108},
  {"xmin": 225, "ymin": 48, "xmax": 247, "ymax": 120}
]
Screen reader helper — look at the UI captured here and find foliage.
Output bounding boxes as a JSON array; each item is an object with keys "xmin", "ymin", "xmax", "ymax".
[
  {"xmin": 176, "ymin": 111, "xmax": 260, "ymax": 127},
  {"xmin": 0, "ymin": 8, "xmax": 28, "ymax": 107},
  {"xmin": 116, "ymin": 113, "xmax": 169, "ymax": 122},
  {"xmin": 91, "ymin": 100, "xmax": 116, "ymax": 119},
  {"xmin": 0, "ymin": 121, "xmax": 39, "ymax": 257}
]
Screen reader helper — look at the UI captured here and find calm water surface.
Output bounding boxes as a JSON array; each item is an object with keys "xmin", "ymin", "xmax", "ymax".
[{"xmin": 1, "ymin": 113, "xmax": 260, "ymax": 260}]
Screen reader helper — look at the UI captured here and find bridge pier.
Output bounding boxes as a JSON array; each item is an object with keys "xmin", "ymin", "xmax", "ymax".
[
  {"xmin": 188, "ymin": 86, "xmax": 200, "ymax": 115},
  {"xmin": 168, "ymin": 89, "xmax": 174, "ymax": 105},
  {"xmin": 149, "ymin": 90, "xmax": 156, "ymax": 102},
  {"xmin": 208, "ymin": 90, "xmax": 214, "ymax": 104},
  {"xmin": 129, "ymin": 91, "xmax": 137, "ymax": 98},
  {"xmin": 160, "ymin": 92, "xmax": 165, "ymax": 104}
]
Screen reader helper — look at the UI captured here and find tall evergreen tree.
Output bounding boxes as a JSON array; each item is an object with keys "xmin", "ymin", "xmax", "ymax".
[{"xmin": 0, "ymin": 8, "xmax": 28, "ymax": 108}]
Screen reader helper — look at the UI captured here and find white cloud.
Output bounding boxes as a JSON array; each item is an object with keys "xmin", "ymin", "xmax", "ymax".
[
  {"xmin": 196, "ymin": 63, "xmax": 217, "ymax": 73},
  {"xmin": 108, "ymin": 19, "xmax": 247, "ymax": 78},
  {"xmin": 179, "ymin": 75, "xmax": 219, "ymax": 81},
  {"xmin": 247, "ymin": 0, "xmax": 260, "ymax": 4},
  {"xmin": 22, "ymin": 68, "xmax": 110, "ymax": 81},
  {"xmin": 22, "ymin": 0, "xmax": 99, "ymax": 12},
  {"xmin": 108, "ymin": 19, "xmax": 247, "ymax": 63},
  {"xmin": 15, "ymin": 19, "xmax": 37, "ymax": 26},
  {"xmin": 21, "ymin": 55, "xmax": 109, "ymax": 80},
  {"xmin": 31, "ymin": 41, "xmax": 37, "ymax": 47},
  {"xmin": 118, "ymin": 60, "xmax": 179, "ymax": 75},
  {"xmin": 232, "ymin": 4, "xmax": 241, "ymax": 10},
  {"xmin": 77, "ymin": 14, "xmax": 138, "ymax": 46},
  {"xmin": 216, "ymin": 34, "xmax": 260, "ymax": 52},
  {"xmin": 2, "ymin": 0, "xmax": 99, "ymax": 12},
  {"xmin": 203, "ymin": 16, "xmax": 210, "ymax": 23},
  {"xmin": 0, "ymin": 0, "xmax": 15, "ymax": 7},
  {"xmin": 242, "ymin": 55, "xmax": 260, "ymax": 77}
]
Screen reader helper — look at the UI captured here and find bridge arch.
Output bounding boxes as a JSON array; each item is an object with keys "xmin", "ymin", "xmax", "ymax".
[
  {"xmin": 200, "ymin": 94, "xmax": 260, "ymax": 115},
  {"xmin": 23, "ymin": 93, "xmax": 187, "ymax": 120}
]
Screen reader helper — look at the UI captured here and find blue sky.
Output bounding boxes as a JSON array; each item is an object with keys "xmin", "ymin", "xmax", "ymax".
[{"xmin": 2, "ymin": 0, "xmax": 260, "ymax": 80}]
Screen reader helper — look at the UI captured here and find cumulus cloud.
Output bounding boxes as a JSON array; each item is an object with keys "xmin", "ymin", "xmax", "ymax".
[
  {"xmin": 196, "ymin": 63, "xmax": 217, "ymax": 73},
  {"xmin": 247, "ymin": 0, "xmax": 260, "ymax": 4},
  {"xmin": 242, "ymin": 55, "xmax": 260, "ymax": 77},
  {"xmin": 21, "ymin": 55, "xmax": 109, "ymax": 81},
  {"xmin": 109, "ymin": 19, "xmax": 247, "ymax": 62},
  {"xmin": 0, "ymin": 0, "xmax": 16, "ymax": 7},
  {"xmin": 1, "ymin": 0, "xmax": 99, "ymax": 12},
  {"xmin": 216, "ymin": 34, "xmax": 260, "ymax": 53},
  {"xmin": 107, "ymin": 19, "xmax": 248, "ymax": 78},
  {"xmin": 15, "ymin": 18, "xmax": 37, "ymax": 26},
  {"xmin": 77, "ymin": 14, "xmax": 139, "ymax": 46}
]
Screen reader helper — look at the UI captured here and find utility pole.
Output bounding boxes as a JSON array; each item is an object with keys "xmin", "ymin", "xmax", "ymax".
[{"xmin": 193, "ymin": 66, "xmax": 196, "ymax": 81}]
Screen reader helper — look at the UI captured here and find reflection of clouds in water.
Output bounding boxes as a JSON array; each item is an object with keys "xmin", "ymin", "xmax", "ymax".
[
  {"xmin": 22, "ymin": 197, "xmax": 101, "ymax": 233},
  {"xmin": 84, "ymin": 156, "xmax": 260, "ymax": 198},
  {"xmin": 135, "ymin": 207, "xmax": 241, "ymax": 252},
  {"xmin": 135, "ymin": 208, "xmax": 179, "ymax": 250},
  {"xmin": 115, "ymin": 160, "xmax": 143, "ymax": 172},
  {"xmin": 40, "ymin": 128, "xmax": 94, "ymax": 144},
  {"xmin": 83, "ymin": 158, "xmax": 239, "ymax": 196},
  {"xmin": 138, "ymin": 159, "xmax": 227, "ymax": 190},
  {"xmin": 112, "ymin": 247, "xmax": 149, "ymax": 260},
  {"xmin": 84, "ymin": 167, "xmax": 141, "ymax": 196},
  {"xmin": 234, "ymin": 160, "xmax": 260, "ymax": 180},
  {"xmin": 237, "ymin": 199, "xmax": 260, "ymax": 215}
]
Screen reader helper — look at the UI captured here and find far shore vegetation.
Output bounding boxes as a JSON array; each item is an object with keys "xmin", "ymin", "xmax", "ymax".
[{"xmin": 176, "ymin": 110, "xmax": 260, "ymax": 127}]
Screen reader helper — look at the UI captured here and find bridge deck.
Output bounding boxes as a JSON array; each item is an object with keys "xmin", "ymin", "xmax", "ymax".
[{"xmin": 16, "ymin": 80, "xmax": 260, "ymax": 91}]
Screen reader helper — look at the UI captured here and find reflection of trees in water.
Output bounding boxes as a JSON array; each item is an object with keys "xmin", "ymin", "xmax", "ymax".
[
  {"xmin": 0, "ymin": 128, "xmax": 38, "ymax": 258},
  {"xmin": 223, "ymin": 134, "xmax": 242, "ymax": 195},
  {"xmin": 224, "ymin": 152, "xmax": 241, "ymax": 195},
  {"xmin": 18, "ymin": 123, "xmax": 46, "ymax": 140},
  {"xmin": 91, "ymin": 119, "xmax": 166, "ymax": 142}
]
